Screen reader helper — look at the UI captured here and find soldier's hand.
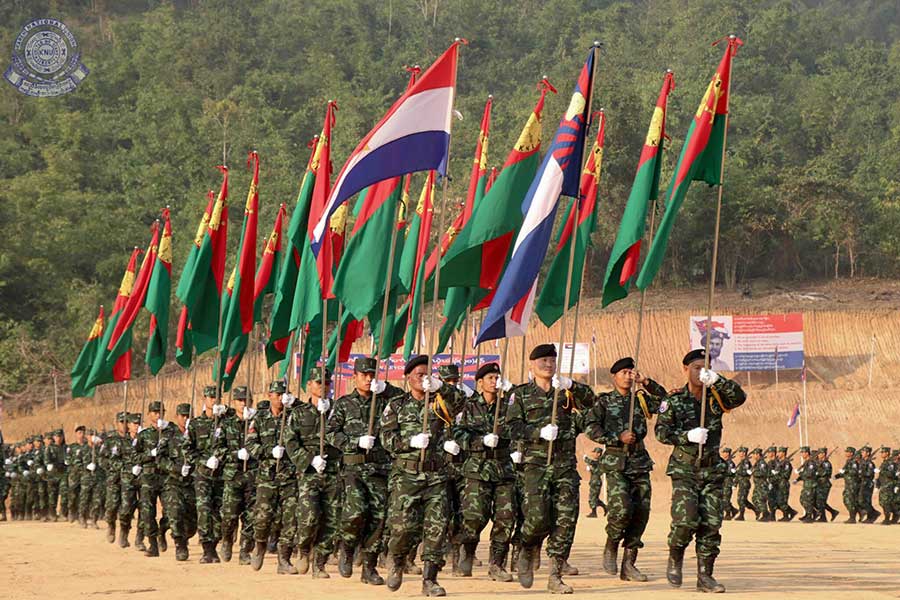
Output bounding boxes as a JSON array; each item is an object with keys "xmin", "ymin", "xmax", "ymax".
[
  {"xmin": 3, "ymin": 458, "xmax": 11, "ymax": 466},
  {"xmin": 357, "ymin": 435, "xmax": 376, "ymax": 450},
  {"xmin": 36, "ymin": 467, "xmax": 44, "ymax": 475},
  {"xmin": 443, "ymin": 440, "xmax": 461, "ymax": 456},
  {"xmin": 370, "ymin": 379, "xmax": 387, "ymax": 394},
  {"xmin": 551, "ymin": 375, "xmax": 573, "ymax": 391},
  {"xmin": 111, "ymin": 446, "xmax": 118, "ymax": 456},
  {"xmin": 243, "ymin": 407, "xmax": 257, "ymax": 420},
  {"xmin": 46, "ymin": 464, "xmax": 53, "ymax": 472},
  {"xmin": 317, "ymin": 397, "xmax": 331, "ymax": 414},
  {"xmin": 540, "ymin": 424, "xmax": 559, "ymax": 441},
  {"xmin": 500, "ymin": 378, "xmax": 514, "ymax": 393},
  {"xmin": 457, "ymin": 382, "xmax": 475, "ymax": 398},
  {"xmin": 619, "ymin": 431, "xmax": 637, "ymax": 445},
  {"xmin": 686, "ymin": 427, "xmax": 708, "ymax": 444},
  {"xmin": 280, "ymin": 393, "xmax": 295, "ymax": 408},
  {"xmin": 510, "ymin": 451, "xmax": 523, "ymax": 464},
  {"xmin": 131, "ymin": 465, "xmax": 142, "ymax": 476},
  {"xmin": 157, "ymin": 418, "xmax": 169, "ymax": 429},
  {"xmin": 181, "ymin": 464, "xmax": 191, "ymax": 477},
  {"xmin": 27, "ymin": 460, "xmax": 33, "ymax": 466},
  {"xmin": 311, "ymin": 455, "xmax": 327, "ymax": 473},
  {"xmin": 483, "ymin": 433, "xmax": 499, "ymax": 448},
  {"xmin": 205, "ymin": 455, "xmax": 220, "ymax": 470},
  {"xmin": 699, "ymin": 368, "xmax": 719, "ymax": 386},
  {"xmin": 212, "ymin": 403, "xmax": 227, "ymax": 417},
  {"xmin": 21, "ymin": 470, "xmax": 29, "ymax": 477},
  {"xmin": 86, "ymin": 462, "xmax": 96, "ymax": 472},
  {"xmin": 150, "ymin": 448, "xmax": 158, "ymax": 458},
  {"xmin": 237, "ymin": 448, "xmax": 249, "ymax": 461},
  {"xmin": 410, "ymin": 433, "xmax": 431, "ymax": 449},
  {"xmin": 271, "ymin": 446, "xmax": 285, "ymax": 460},
  {"xmin": 422, "ymin": 376, "xmax": 442, "ymax": 393}
]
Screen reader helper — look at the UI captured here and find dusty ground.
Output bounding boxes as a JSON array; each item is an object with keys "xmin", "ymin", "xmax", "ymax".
[{"xmin": 1, "ymin": 508, "xmax": 898, "ymax": 600}]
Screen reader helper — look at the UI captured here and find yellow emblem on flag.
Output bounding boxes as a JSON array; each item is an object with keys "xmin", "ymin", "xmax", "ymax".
[
  {"xmin": 696, "ymin": 73, "xmax": 723, "ymax": 125},
  {"xmin": 646, "ymin": 106, "xmax": 664, "ymax": 147},
  {"xmin": 515, "ymin": 110, "xmax": 543, "ymax": 152}
]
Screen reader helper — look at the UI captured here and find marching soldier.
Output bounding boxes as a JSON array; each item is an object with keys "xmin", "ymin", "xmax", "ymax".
[
  {"xmin": 732, "ymin": 446, "xmax": 755, "ymax": 521},
  {"xmin": 834, "ymin": 446, "xmax": 860, "ymax": 523},
  {"xmin": 119, "ymin": 413, "xmax": 144, "ymax": 550},
  {"xmin": 135, "ymin": 401, "xmax": 178, "ymax": 557},
  {"xmin": 439, "ymin": 363, "xmax": 472, "ymax": 577},
  {"xmin": 856, "ymin": 446, "xmax": 879, "ymax": 523},
  {"xmin": 160, "ymin": 403, "xmax": 198, "ymax": 561},
  {"xmin": 582, "ymin": 356, "xmax": 666, "ymax": 582},
  {"xmin": 814, "ymin": 447, "xmax": 839, "ymax": 522},
  {"xmin": 44, "ymin": 429, "xmax": 66, "ymax": 521},
  {"xmin": 506, "ymin": 343, "xmax": 595, "ymax": 594},
  {"xmin": 67, "ymin": 426, "xmax": 87, "ymax": 522},
  {"xmin": 583, "ymin": 448, "xmax": 607, "ymax": 518},
  {"xmin": 794, "ymin": 446, "xmax": 818, "ymax": 522},
  {"xmin": 654, "ymin": 348, "xmax": 747, "ymax": 593},
  {"xmin": 32, "ymin": 435, "xmax": 48, "ymax": 521},
  {"xmin": 221, "ymin": 386, "xmax": 258, "ymax": 564},
  {"xmin": 763, "ymin": 446, "xmax": 779, "ymax": 520},
  {"xmin": 720, "ymin": 448, "xmax": 737, "ymax": 520},
  {"xmin": 101, "ymin": 414, "xmax": 127, "ymax": 542},
  {"xmin": 876, "ymin": 446, "xmax": 894, "ymax": 525},
  {"xmin": 79, "ymin": 429, "xmax": 102, "ymax": 528},
  {"xmin": 775, "ymin": 447, "xmax": 797, "ymax": 521}
]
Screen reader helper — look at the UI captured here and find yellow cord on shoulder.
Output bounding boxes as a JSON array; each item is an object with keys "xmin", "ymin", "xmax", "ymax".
[{"xmin": 709, "ymin": 386, "xmax": 730, "ymax": 414}]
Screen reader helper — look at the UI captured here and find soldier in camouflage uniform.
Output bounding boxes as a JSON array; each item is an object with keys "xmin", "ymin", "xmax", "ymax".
[
  {"xmin": 856, "ymin": 446, "xmax": 879, "ymax": 523},
  {"xmin": 101, "ymin": 413, "xmax": 128, "ymax": 543},
  {"xmin": 774, "ymin": 447, "xmax": 797, "ymax": 521},
  {"xmin": 834, "ymin": 446, "xmax": 860, "ymax": 523},
  {"xmin": 438, "ymin": 363, "xmax": 471, "ymax": 577},
  {"xmin": 732, "ymin": 447, "xmax": 756, "ymax": 520},
  {"xmin": 720, "ymin": 448, "xmax": 737, "ymax": 520},
  {"xmin": 380, "ymin": 354, "xmax": 466, "ymax": 597},
  {"xmin": 119, "ymin": 413, "xmax": 144, "ymax": 550},
  {"xmin": 79, "ymin": 428, "xmax": 103, "ymax": 528},
  {"xmin": 67, "ymin": 426, "xmax": 87, "ymax": 521},
  {"xmin": 793, "ymin": 446, "xmax": 818, "ymax": 521},
  {"xmin": 135, "ymin": 401, "xmax": 178, "ymax": 557},
  {"xmin": 890, "ymin": 450, "xmax": 900, "ymax": 523},
  {"xmin": 1, "ymin": 442, "xmax": 9, "ymax": 521},
  {"xmin": 583, "ymin": 448, "xmax": 606, "ymax": 518},
  {"xmin": 160, "ymin": 403, "xmax": 198, "ymax": 561},
  {"xmin": 813, "ymin": 447, "xmax": 839, "ymax": 522},
  {"xmin": 248, "ymin": 380, "xmax": 298, "ymax": 573},
  {"xmin": 583, "ymin": 356, "xmax": 666, "ymax": 583},
  {"xmin": 285, "ymin": 367, "xmax": 343, "ymax": 578},
  {"xmin": 655, "ymin": 348, "xmax": 747, "ymax": 593},
  {"xmin": 44, "ymin": 430, "xmax": 66, "ymax": 521},
  {"xmin": 761, "ymin": 446, "xmax": 779, "ymax": 521},
  {"xmin": 221, "ymin": 386, "xmax": 258, "ymax": 564},
  {"xmin": 184, "ymin": 385, "xmax": 228, "ymax": 563},
  {"xmin": 506, "ymin": 343, "xmax": 595, "ymax": 594},
  {"xmin": 450, "ymin": 362, "xmax": 517, "ymax": 582},
  {"xmin": 327, "ymin": 357, "xmax": 403, "ymax": 580},
  {"xmin": 31, "ymin": 435, "xmax": 48, "ymax": 520},
  {"xmin": 875, "ymin": 446, "xmax": 894, "ymax": 524}
]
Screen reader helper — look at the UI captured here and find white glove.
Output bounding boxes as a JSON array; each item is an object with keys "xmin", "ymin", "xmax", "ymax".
[
  {"xmin": 150, "ymin": 448, "xmax": 158, "ymax": 458},
  {"xmin": 37, "ymin": 467, "xmax": 45, "ymax": 475},
  {"xmin": 271, "ymin": 446, "xmax": 285, "ymax": 459},
  {"xmin": 483, "ymin": 433, "xmax": 499, "ymax": 448},
  {"xmin": 92, "ymin": 435, "xmax": 102, "ymax": 444},
  {"xmin": 699, "ymin": 368, "xmax": 719, "ymax": 386},
  {"xmin": 511, "ymin": 451, "xmax": 523, "ymax": 464},
  {"xmin": 4, "ymin": 458, "xmax": 12, "ymax": 466},
  {"xmin": 111, "ymin": 446, "xmax": 118, "ymax": 456},
  {"xmin": 587, "ymin": 466, "xmax": 592, "ymax": 472},
  {"xmin": 86, "ymin": 462, "xmax": 96, "ymax": 472},
  {"xmin": 552, "ymin": 375, "xmax": 573, "ymax": 390},
  {"xmin": 422, "ymin": 375, "xmax": 442, "ymax": 393},
  {"xmin": 46, "ymin": 464, "xmax": 54, "ymax": 472},
  {"xmin": 281, "ymin": 393, "xmax": 295, "ymax": 408},
  {"xmin": 243, "ymin": 407, "xmax": 257, "ymax": 420},
  {"xmin": 181, "ymin": 464, "xmax": 191, "ymax": 477},
  {"xmin": 27, "ymin": 460, "xmax": 34, "ymax": 466},
  {"xmin": 212, "ymin": 403, "xmax": 227, "ymax": 417},
  {"xmin": 539, "ymin": 424, "xmax": 559, "ymax": 441},
  {"xmin": 874, "ymin": 468, "xmax": 880, "ymax": 474},
  {"xmin": 443, "ymin": 440, "xmax": 461, "ymax": 456},
  {"xmin": 317, "ymin": 397, "xmax": 331, "ymax": 414},
  {"xmin": 131, "ymin": 465, "xmax": 142, "ymax": 476},
  {"xmin": 370, "ymin": 379, "xmax": 386, "ymax": 394},
  {"xmin": 793, "ymin": 468, "xmax": 799, "ymax": 474},
  {"xmin": 357, "ymin": 435, "xmax": 376, "ymax": 450},
  {"xmin": 237, "ymin": 448, "xmax": 249, "ymax": 461},
  {"xmin": 184, "ymin": 418, "xmax": 191, "ymax": 430},
  {"xmin": 410, "ymin": 433, "xmax": 431, "ymax": 449},
  {"xmin": 500, "ymin": 378, "xmax": 514, "ymax": 393},
  {"xmin": 311, "ymin": 455, "xmax": 327, "ymax": 473},
  {"xmin": 22, "ymin": 470, "xmax": 30, "ymax": 476},
  {"xmin": 8, "ymin": 472, "xmax": 16, "ymax": 479},
  {"xmin": 205, "ymin": 456, "xmax": 219, "ymax": 470},
  {"xmin": 686, "ymin": 427, "xmax": 709, "ymax": 444},
  {"xmin": 157, "ymin": 419, "xmax": 169, "ymax": 429},
  {"xmin": 457, "ymin": 382, "xmax": 475, "ymax": 398}
]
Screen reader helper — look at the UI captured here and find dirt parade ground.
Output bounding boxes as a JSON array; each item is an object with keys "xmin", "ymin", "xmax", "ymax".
[{"xmin": 1, "ymin": 511, "xmax": 898, "ymax": 600}]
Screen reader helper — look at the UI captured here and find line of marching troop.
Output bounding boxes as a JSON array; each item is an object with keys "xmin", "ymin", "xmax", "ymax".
[{"xmin": 3, "ymin": 344, "xmax": 752, "ymax": 596}]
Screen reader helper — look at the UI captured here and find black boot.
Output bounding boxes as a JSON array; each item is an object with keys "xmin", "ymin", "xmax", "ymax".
[
  {"xmin": 386, "ymin": 553, "xmax": 405, "ymax": 591},
  {"xmin": 548, "ymin": 557, "xmax": 573, "ymax": 594},
  {"xmin": 312, "ymin": 550, "xmax": 331, "ymax": 578},
  {"xmin": 488, "ymin": 545, "xmax": 513, "ymax": 582},
  {"xmin": 361, "ymin": 552, "xmax": 384, "ymax": 585},
  {"xmin": 144, "ymin": 535, "xmax": 159, "ymax": 557},
  {"xmin": 422, "ymin": 561, "xmax": 446, "ymax": 597},
  {"xmin": 509, "ymin": 544, "xmax": 520, "ymax": 573},
  {"xmin": 598, "ymin": 500, "xmax": 608, "ymax": 516},
  {"xmin": 277, "ymin": 545, "xmax": 299, "ymax": 575},
  {"xmin": 667, "ymin": 546, "xmax": 685, "ymax": 587},
  {"xmin": 735, "ymin": 508, "xmax": 745, "ymax": 521},
  {"xmin": 239, "ymin": 537, "xmax": 254, "ymax": 565},
  {"xmin": 251, "ymin": 541, "xmax": 267, "ymax": 571},
  {"xmin": 517, "ymin": 544, "xmax": 535, "ymax": 589},
  {"xmin": 174, "ymin": 537, "xmax": 189, "ymax": 561},
  {"xmin": 118, "ymin": 525, "xmax": 131, "ymax": 548},
  {"xmin": 620, "ymin": 547, "xmax": 647, "ymax": 582},
  {"xmin": 134, "ymin": 530, "xmax": 146, "ymax": 552},
  {"xmin": 338, "ymin": 541, "xmax": 354, "ymax": 578},
  {"xmin": 405, "ymin": 552, "xmax": 423, "ymax": 575},
  {"xmin": 865, "ymin": 509, "xmax": 880, "ymax": 524},
  {"xmin": 602, "ymin": 537, "xmax": 619, "ymax": 576},
  {"xmin": 199, "ymin": 541, "xmax": 220, "ymax": 564},
  {"xmin": 826, "ymin": 505, "xmax": 839, "ymax": 521},
  {"xmin": 586, "ymin": 507, "xmax": 597, "ymax": 518},
  {"xmin": 158, "ymin": 525, "xmax": 168, "ymax": 553},
  {"xmin": 450, "ymin": 544, "xmax": 462, "ymax": 576},
  {"xmin": 220, "ymin": 531, "xmax": 234, "ymax": 562},
  {"xmin": 458, "ymin": 542, "xmax": 476, "ymax": 577},
  {"xmin": 106, "ymin": 521, "xmax": 116, "ymax": 543},
  {"xmin": 697, "ymin": 556, "xmax": 726, "ymax": 593},
  {"xmin": 845, "ymin": 511, "xmax": 857, "ymax": 524},
  {"xmin": 267, "ymin": 536, "xmax": 278, "ymax": 554}
]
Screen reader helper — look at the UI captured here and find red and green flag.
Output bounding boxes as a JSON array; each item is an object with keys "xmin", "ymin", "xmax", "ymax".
[
  {"xmin": 601, "ymin": 71, "xmax": 675, "ymax": 306},
  {"xmin": 254, "ymin": 202, "xmax": 286, "ymax": 322},
  {"xmin": 71, "ymin": 305, "xmax": 104, "ymax": 398},
  {"xmin": 175, "ymin": 190, "xmax": 214, "ymax": 368},
  {"xmin": 145, "ymin": 208, "xmax": 173, "ymax": 374},
  {"xmin": 536, "ymin": 109, "xmax": 607, "ymax": 326},
  {"xmin": 401, "ymin": 171, "xmax": 436, "ymax": 358},
  {"xmin": 636, "ymin": 36, "xmax": 742, "ymax": 290}
]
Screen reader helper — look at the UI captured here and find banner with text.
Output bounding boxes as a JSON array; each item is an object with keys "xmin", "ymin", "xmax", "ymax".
[{"xmin": 689, "ymin": 314, "xmax": 804, "ymax": 372}]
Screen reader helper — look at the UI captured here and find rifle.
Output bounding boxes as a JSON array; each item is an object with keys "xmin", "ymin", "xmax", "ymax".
[{"xmin": 825, "ymin": 446, "xmax": 839, "ymax": 461}]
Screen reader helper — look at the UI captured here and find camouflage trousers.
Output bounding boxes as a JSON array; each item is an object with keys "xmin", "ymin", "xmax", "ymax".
[
  {"xmin": 735, "ymin": 478, "xmax": 752, "ymax": 509},
  {"xmin": 387, "ymin": 470, "xmax": 448, "ymax": 567},
  {"xmin": 776, "ymin": 479, "xmax": 791, "ymax": 510},
  {"xmin": 296, "ymin": 470, "xmax": 341, "ymax": 555},
  {"xmin": 667, "ymin": 475, "xmax": 723, "ymax": 560},
  {"xmin": 800, "ymin": 482, "xmax": 817, "ymax": 514},
  {"xmin": 722, "ymin": 477, "xmax": 734, "ymax": 508},
  {"xmin": 455, "ymin": 475, "xmax": 517, "ymax": 553},
  {"xmin": 139, "ymin": 473, "xmax": 168, "ymax": 537},
  {"xmin": 588, "ymin": 472, "xmax": 604, "ymax": 510},
  {"xmin": 446, "ymin": 464, "xmax": 464, "ymax": 547},
  {"xmin": 119, "ymin": 475, "xmax": 140, "ymax": 528},
  {"xmin": 511, "ymin": 468, "xmax": 525, "ymax": 546},
  {"xmin": 814, "ymin": 481, "xmax": 832, "ymax": 512},
  {"xmin": 34, "ymin": 478, "xmax": 48, "ymax": 512},
  {"xmin": 338, "ymin": 467, "xmax": 388, "ymax": 555},
  {"xmin": 519, "ymin": 463, "xmax": 579, "ymax": 559},
  {"xmin": 604, "ymin": 470, "xmax": 652, "ymax": 549},
  {"xmin": 856, "ymin": 482, "xmax": 875, "ymax": 514},
  {"xmin": 46, "ymin": 477, "xmax": 61, "ymax": 515},
  {"xmin": 104, "ymin": 472, "xmax": 122, "ymax": 525},
  {"xmin": 842, "ymin": 480, "xmax": 859, "ymax": 514},
  {"xmin": 194, "ymin": 475, "xmax": 224, "ymax": 544},
  {"xmin": 222, "ymin": 471, "xmax": 257, "ymax": 546},
  {"xmin": 67, "ymin": 471, "xmax": 81, "ymax": 517},
  {"xmin": 253, "ymin": 476, "xmax": 297, "ymax": 546},
  {"xmin": 878, "ymin": 484, "xmax": 894, "ymax": 512},
  {"xmin": 59, "ymin": 474, "xmax": 68, "ymax": 517},
  {"xmin": 163, "ymin": 477, "xmax": 197, "ymax": 541},
  {"xmin": 751, "ymin": 480, "xmax": 768, "ymax": 515},
  {"xmin": 79, "ymin": 472, "xmax": 100, "ymax": 520}
]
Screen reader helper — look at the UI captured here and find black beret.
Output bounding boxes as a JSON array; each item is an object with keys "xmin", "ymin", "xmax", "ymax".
[
  {"xmin": 475, "ymin": 362, "xmax": 501, "ymax": 380},
  {"xmin": 354, "ymin": 357, "xmax": 378, "ymax": 373},
  {"xmin": 682, "ymin": 348, "xmax": 706, "ymax": 365},
  {"xmin": 529, "ymin": 343, "xmax": 557, "ymax": 360},
  {"xmin": 610, "ymin": 357, "xmax": 635, "ymax": 374},
  {"xmin": 404, "ymin": 354, "xmax": 429, "ymax": 375}
]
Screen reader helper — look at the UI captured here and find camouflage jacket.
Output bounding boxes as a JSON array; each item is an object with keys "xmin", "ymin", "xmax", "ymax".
[
  {"xmin": 98, "ymin": 433, "xmax": 127, "ymax": 475},
  {"xmin": 815, "ymin": 458, "xmax": 833, "ymax": 483},
  {"xmin": 734, "ymin": 457, "xmax": 753, "ymax": 480},
  {"xmin": 246, "ymin": 406, "xmax": 295, "ymax": 481},
  {"xmin": 221, "ymin": 409, "xmax": 259, "ymax": 480},
  {"xmin": 159, "ymin": 425, "xmax": 193, "ymax": 484},
  {"xmin": 68, "ymin": 441, "xmax": 90, "ymax": 472},
  {"xmin": 582, "ymin": 380, "xmax": 666, "ymax": 475},
  {"xmin": 285, "ymin": 398, "xmax": 340, "ymax": 475},
  {"xmin": 654, "ymin": 377, "xmax": 746, "ymax": 478},
  {"xmin": 135, "ymin": 422, "xmax": 180, "ymax": 476},
  {"xmin": 765, "ymin": 459, "xmax": 781, "ymax": 487},
  {"xmin": 326, "ymin": 384, "xmax": 403, "ymax": 472},
  {"xmin": 797, "ymin": 458, "xmax": 818, "ymax": 486},
  {"xmin": 834, "ymin": 458, "xmax": 860, "ymax": 482},
  {"xmin": 380, "ymin": 384, "xmax": 465, "ymax": 477},
  {"xmin": 876, "ymin": 459, "xmax": 895, "ymax": 489},
  {"xmin": 451, "ymin": 392, "xmax": 515, "ymax": 483},
  {"xmin": 506, "ymin": 380, "xmax": 595, "ymax": 468},
  {"xmin": 183, "ymin": 413, "xmax": 227, "ymax": 479},
  {"xmin": 752, "ymin": 459, "xmax": 770, "ymax": 488},
  {"xmin": 43, "ymin": 442, "xmax": 66, "ymax": 476},
  {"xmin": 723, "ymin": 459, "xmax": 736, "ymax": 481}
]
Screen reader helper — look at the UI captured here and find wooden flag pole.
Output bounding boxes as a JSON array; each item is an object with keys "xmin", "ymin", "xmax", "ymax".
[{"xmin": 492, "ymin": 337, "xmax": 511, "ymax": 435}]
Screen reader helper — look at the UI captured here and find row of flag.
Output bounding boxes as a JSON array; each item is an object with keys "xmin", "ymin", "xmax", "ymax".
[{"xmin": 71, "ymin": 35, "xmax": 743, "ymax": 397}]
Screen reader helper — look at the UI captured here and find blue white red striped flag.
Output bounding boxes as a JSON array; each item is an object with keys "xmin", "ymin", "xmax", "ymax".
[
  {"xmin": 310, "ymin": 41, "xmax": 462, "ymax": 257},
  {"xmin": 787, "ymin": 402, "xmax": 800, "ymax": 427},
  {"xmin": 476, "ymin": 46, "xmax": 598, "ymax": 344}
]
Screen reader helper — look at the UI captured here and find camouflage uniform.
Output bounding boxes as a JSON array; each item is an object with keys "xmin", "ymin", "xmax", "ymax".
[
  {"xmin": 160, "ymin": 404, "xmax": 198, "ymax": 560},
  {"xmin": 814, "ymin": 450, "xmax": 836, "ymax": 521},
  {"xmin": 221, "ymin": 393, "xmax": 258, "ymax": 563},
  {"xmin": 834, "ymin": 449, "xmax": 860, "ymax": 521},
  {"xmin": 184, "ymin": 395, "xmax": 228, "ymax": 561},
  {"xmin": 101, "ymin": 418, "xmax": 127, "ymax": 540},
  {"xmin": 751, "ymin": 453, "xmax": 771, "ymax": 520},
  {"xmin": 796, "ymin": 451, "xmax": 819, "ymax": 520},
  {"xmin": 118, "ymin": 415, "xmax": 143, "ymax": 547},
  {"xmin": 733, "ymin": 450, "xmax": 755, "ymax": 520},
  {"xmin": 721, "ymin": 451, "xmax": 736, "ymax": 519},
  {"xmin": 136, "ymin": 404, "xmax": 179, "ymax": 555},
  {"xmin": 876, "ymin": 449, "xmax": 895, "ymax": 523},
  {"xmin": 0, "ymin": 445, "xmax": 9, "ymax": 521},
  {"xmin": 78, "ymin": 432, "xmax": 102, "ymax": 526},
  {"xmin": 43, "ymin": 433, "xmax": 66, "ymax": 520},
  {"xmin": 67, "ymin": 437, "xmax": 89, "ymax": 520},
  {"xmin": 856, "ymin": 450, "xmax": 878, "ymax": 522},
  {"xmin": 583, "ymin": 450, "xmax": 606, "ymax": 516},
  {"xmin": 31, "ymin": 440, "xmax": 48, "ymax": 519}
]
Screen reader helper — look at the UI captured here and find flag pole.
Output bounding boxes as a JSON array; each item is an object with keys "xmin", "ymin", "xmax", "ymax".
[
  {"xmin": 697, "ymin": 36, "xmax": 738, "ymax": 465},
  {"xmin": 319, "ymin": 295, "xmax": 328, "ymax": 457},
  {"xmin": 548, "ymin": 41, "xmax": 600, "ymax": 466},
  {"xmin": 492, "ymin": 337, "xmax": 511, "ymax": 435},
  {"xmin": 590, "ymin": 331, "xmax": 598, "ymax": 389},
  {"xmin": 866, "ymin": 333, "xmax": 876, "ymax": 388},
  {"xmin": 519, "ymin": 334, "xmax": 527, "ymax": 383},
  {"xmin": 189, "ymin": 367, "xmax": 197, "ymax": 418},
  {"xmin": 460, "ymin": 305, "xmax": 471, "ymax": 369}
]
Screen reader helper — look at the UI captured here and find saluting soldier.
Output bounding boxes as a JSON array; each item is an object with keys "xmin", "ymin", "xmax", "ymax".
[
  {"xmin": 221, "ymin": 386, "xmax": 259, "ymax": 564},
  {"xmin": 506, "ymin": 343, "xmax": 595, "ymax": 594},
  {"xmin": 582, "ymin": 356, "xmax": 666, "ymax": 582},
  {"xmin": 654, "ymin": 348, "xmax": 747, "ymax": 593}
]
